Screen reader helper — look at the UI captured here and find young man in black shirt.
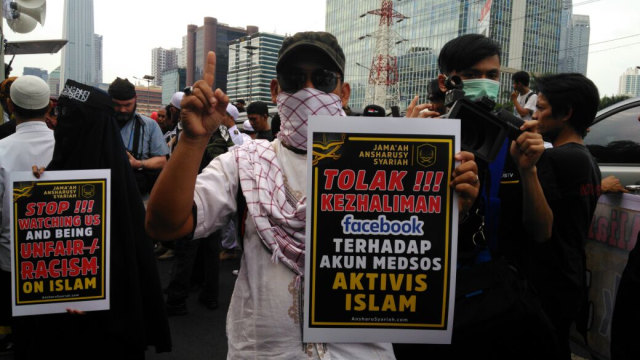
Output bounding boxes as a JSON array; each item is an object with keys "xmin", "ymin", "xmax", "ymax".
[
  {"xmin": 508, "ymin": 73, "xmax": 601, "ymax": 359},
  {"xmin": 246, "ymin": 101, "xmax": 273, "ymax": 141},
  {"xmin": 404, "ymin": 35, "xmax": 601, "ymax": 360}
]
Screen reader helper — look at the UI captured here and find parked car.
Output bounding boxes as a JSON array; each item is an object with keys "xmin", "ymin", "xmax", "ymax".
[{"xmin": 584, "ymin": 97, "xmax": 640, "ymax": 189}]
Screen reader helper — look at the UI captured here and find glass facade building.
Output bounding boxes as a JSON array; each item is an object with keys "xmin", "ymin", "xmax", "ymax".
[
  {"xmin": 94, "ymin": 34, "xmax": 103, "ymax": 85},
  {"xmin": 227, "ymin": 32, "xmax": 285, "ymax": 105},
  {"xmin": 60, "ymin": 0, "xmax": 96, "ymax": 87},
  {"xmin": 558, "ymin": 1, "xmax": 590, "ymax": 75},
  {"xmin": 567, "ymin": 14, "xmax": 590, "ymax": 75},
  {"xmin": 162, "ymin": 68, "xmax": 187, "ymax": 105},
  {"xmin": 23, "ymin": 67, "xmax": 48, "ymax": 82},
  {"xmin": 326, "ymin": 0, "xmax": 564, "ymax": 110},
  {"xmin": 557, "ymin": 0, "xmax": 572, "ymax": 73}
]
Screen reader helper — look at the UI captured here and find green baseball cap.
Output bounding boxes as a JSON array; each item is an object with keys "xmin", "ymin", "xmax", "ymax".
[{"xmin": 277, "ymin": 31, "xmax": 345, "ymax": 76}]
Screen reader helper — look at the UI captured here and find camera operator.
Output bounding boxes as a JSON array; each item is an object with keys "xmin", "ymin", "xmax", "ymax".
[
  {"xmin": 406, "ymin": 35, "xmax": 500, "ymax": 119},
  {"xmin": 403, "ymin": 34, "xmax": 602, "ymax": 360},
  {"xmin": 399, "ymin": 33, "xmax": 544, "ymax": 359}
]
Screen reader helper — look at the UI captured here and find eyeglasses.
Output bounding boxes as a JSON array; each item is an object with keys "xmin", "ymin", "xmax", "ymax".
[{"xmin": 277, "ymin": 68, "xmax": 341, "ymax": 94}]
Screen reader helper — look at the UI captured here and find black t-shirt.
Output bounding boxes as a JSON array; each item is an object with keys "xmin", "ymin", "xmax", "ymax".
[
  {"xmin": 257, "ymin": 129, "xmax": 274, "ymax": 141},
  {"xmin": 498, "ymin": 143, "xmax": 601, "ymax": 315}
]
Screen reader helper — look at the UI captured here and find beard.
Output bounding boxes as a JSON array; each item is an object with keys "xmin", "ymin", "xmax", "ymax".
[{"xmin": 114, "ymin": 103, "xmax": 137, "ymax": 127}]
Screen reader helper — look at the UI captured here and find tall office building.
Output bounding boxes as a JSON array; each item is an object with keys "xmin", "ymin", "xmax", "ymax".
[
  {"xmin": 185, "ymin": 17, "xmax": 258, "ymax": 91},
  {"xmin": 162, "ymin": 68, "xmax": 187, "ymax": 105},
  {"xmin": 557, "ymin": 3, "xmax": 589, "ymax": 74},
  {"xmin": 23, "ymin": 67, "xmax": 48, "ymax": 82},
  {"xmin": 151, "ymin": 48, "xmax": 178, "ymax": 86},
  {"xmin": 48, "ymin": 67, "xmax": 61, "ymax": 96},
  {"xmin": 178, "ymin": 36, "xmax": 187, "ymax": 68},
  {"xmin": 327, "ymin": 0, "xmax": 564, "ymax": 110},
  {"xmin": 619, "ymin": 67, "xmax": 640, "ymax": 97},
  {"xmin": 558, "ymin": 0, "xmax": 572, "ymax": 73},
  {"xmin": 94, "ymin": 34, "xmax": 103, "ymax": 84},
  {"xmin": 227, "ymin": 32, "xmax": 285, "ymax": 104},
  {"xmin": 60, "ymin": 0, "xmax": 95, "ymax": 87},
  {"xmin": 567, "ymin": 15, "xmax": 590, "ymax": 75}
]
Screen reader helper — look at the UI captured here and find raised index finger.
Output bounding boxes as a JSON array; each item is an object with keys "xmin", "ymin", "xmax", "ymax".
[{"xmin": 203, "ymin": 51, "xmax": 216, "ymax": 88}]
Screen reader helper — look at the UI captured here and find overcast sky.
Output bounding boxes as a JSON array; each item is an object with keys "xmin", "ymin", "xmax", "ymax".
[{"xmin": 3, "ymin": 0, "xmax": 639, "ymax": 97}]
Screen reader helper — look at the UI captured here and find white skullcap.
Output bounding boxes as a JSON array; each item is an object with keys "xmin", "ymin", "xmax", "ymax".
[
  {"xmin": 226, "ymin": 103, "xmax": 239, "ymax": 121},
  {"xmin": 242, "ymin": 119, "xmax": 255, "ymax": 132},
  {"xmin": 170, "ymin": 91, "xmax": 184, "ymax": 109},
  {"xmin": 10, "ymin": 75, "xmax": 50, "ymax": 110}
]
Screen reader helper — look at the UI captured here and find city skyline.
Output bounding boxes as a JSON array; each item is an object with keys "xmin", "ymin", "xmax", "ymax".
[{"xmin": 3, "ymin": 0, "xmax": 638, "ymax": 97}]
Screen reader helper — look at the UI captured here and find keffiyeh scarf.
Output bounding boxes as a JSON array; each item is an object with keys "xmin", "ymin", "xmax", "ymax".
[{"xmin": 233, "ymin": 88, "xmax": 345, "ymax": 277}]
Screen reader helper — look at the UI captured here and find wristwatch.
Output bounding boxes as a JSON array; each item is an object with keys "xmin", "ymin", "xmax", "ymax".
[{"xmin": 138, "ymin": 160, "xmax": 144, "ymax": 171}]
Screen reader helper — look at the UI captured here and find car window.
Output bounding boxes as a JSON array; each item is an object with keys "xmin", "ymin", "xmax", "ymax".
[{"xmin": 585, "ymin": 105, "xmax": 640, "ymax": 164}]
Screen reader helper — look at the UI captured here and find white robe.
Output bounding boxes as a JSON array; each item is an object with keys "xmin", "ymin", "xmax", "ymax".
[
  {"xmin": 193, "ymin": 139, "xmax": 396, "ymax": 360},
  {"xmin": 0, "ymin": 121, "xmax": 55, "ymax": 272}
]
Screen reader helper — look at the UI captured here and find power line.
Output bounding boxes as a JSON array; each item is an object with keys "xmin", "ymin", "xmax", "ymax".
[
  {"xmin": 507, "ymin": 33, "xmax": 640, "ymax": 62},
  {"xmin": 588, "ymin": 40, "xmax": 640, "ymax": 55},
  {"xmin": 390, "ymin": 0, "xmax": 602, "ymax": 45},
  {"xmin": 587, "ymin": 33, "xmax": 640, "ymax": 47}
]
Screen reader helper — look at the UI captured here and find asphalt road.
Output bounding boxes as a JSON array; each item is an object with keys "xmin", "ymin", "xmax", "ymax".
[{"xmin": 147, "ymin": 255, "xmax": 240, "ymax": 360}]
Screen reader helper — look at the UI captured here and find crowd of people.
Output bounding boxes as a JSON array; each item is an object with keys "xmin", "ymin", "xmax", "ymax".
[{"xmin": 0, "ymin": 29, "xmax": 636, "ymax": 360}]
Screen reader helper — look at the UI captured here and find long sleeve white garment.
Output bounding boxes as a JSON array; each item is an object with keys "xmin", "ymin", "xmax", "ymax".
[
  {"xmin": 193, "ymin": 139, "xmax": 395, "ymax": 360},
  {"xmin": 227, "ymin": 125, "xmax": 252, "ymax": 146},
  {"xmin": 0, "ymin": 121, "xmax": 55, "ymax": 272}
]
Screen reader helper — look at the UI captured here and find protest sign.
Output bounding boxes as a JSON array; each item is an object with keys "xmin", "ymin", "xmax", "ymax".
[
  {"xmin": 304, "ymin": 115, "xmax": 460, "ymax": 344},
  {"xmin": 575, "ymin": 193, "xmax": 640, "ymax": 359},
  {"xmin": 10, "ymin": 169, "xmax": 110, "ymax": 316}
]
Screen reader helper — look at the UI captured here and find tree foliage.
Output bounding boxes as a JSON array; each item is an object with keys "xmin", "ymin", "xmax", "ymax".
[
  {"xmin": 495, "ymin": 102, "xmax": 514, "ymax": 112},
  {"xmin": 599, "ymin": 95, "xmax": 631, "ymax": 110}
]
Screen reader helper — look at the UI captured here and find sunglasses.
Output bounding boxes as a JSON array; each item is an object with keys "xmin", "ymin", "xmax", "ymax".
[{"xmin": 277, "ymin": 68, "xmax": 341, "ymax": 94}]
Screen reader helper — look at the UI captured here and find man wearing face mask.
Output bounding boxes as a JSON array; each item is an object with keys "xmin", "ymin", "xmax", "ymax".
[
  {"xmin": 146, "ymin": 32, "xmax": 480, "ymax": 359},
  {"xmin": 398, "ymin": 34, "xmax": 563, "ymax": 359},
  {"xmin": 147, "ymin": 32, "xmax": 477, "ymax": 360},
  {"xmin": 108, "ymin": 77, "xmax": 169, "ymax": 195},
  {"xmin": 406, "ymin": 34, "xmax": 501, "ymax": 119}
]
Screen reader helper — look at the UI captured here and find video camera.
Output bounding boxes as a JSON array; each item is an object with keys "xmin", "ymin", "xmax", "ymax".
[{"xmin": 441, "ymin": 76, "xmax": 525, "ymax": 162}]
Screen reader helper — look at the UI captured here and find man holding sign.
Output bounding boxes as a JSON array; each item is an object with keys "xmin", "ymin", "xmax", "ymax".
[
  {"xmin": 0, "ymin": 76, "xmax": 54, "ymax": 349},
  {"xmin": 147, "ymin": 32, "xmax": 479, "ymax": 359}
]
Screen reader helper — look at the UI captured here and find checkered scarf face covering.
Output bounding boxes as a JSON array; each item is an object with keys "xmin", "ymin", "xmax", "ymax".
[
  {"xmin": 234, "ymin": 88, "xmax": 345, "ymax": 277},
  {"xmin": 276, "ymin": 88, "xmax": 345, "ymax": 150}
]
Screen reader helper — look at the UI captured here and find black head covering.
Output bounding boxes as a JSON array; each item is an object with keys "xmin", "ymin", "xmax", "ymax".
[
  {"xmin": 107, "ymin": 77, "xmax": 136, "ymax": 100},
  {"xmin": 14, "ymin": 80, "xmax": 171, "ymax": 358}
]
